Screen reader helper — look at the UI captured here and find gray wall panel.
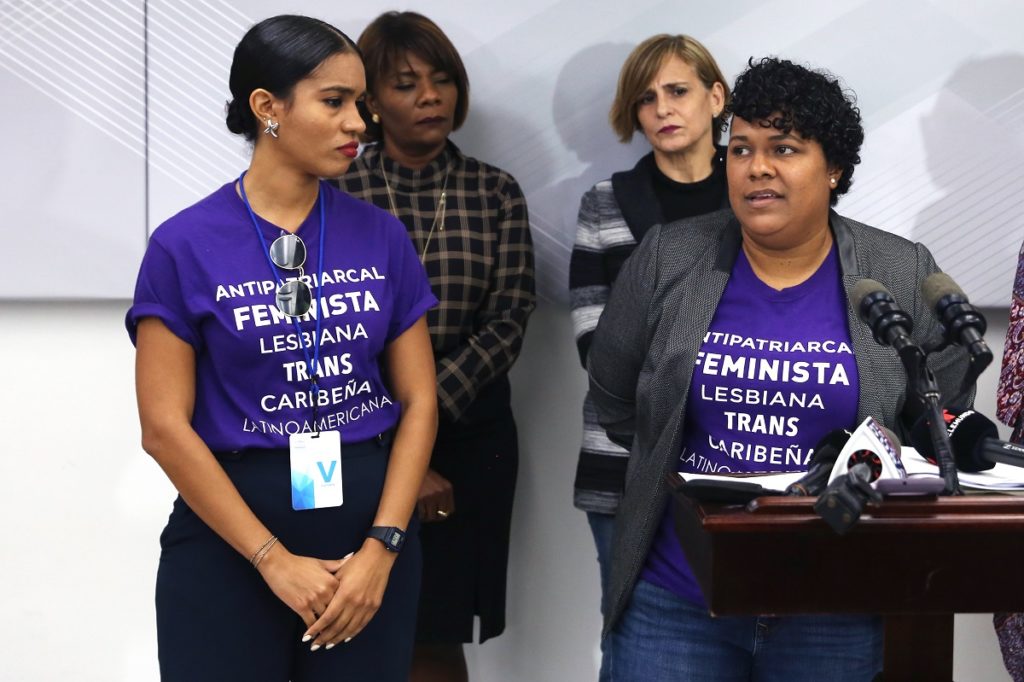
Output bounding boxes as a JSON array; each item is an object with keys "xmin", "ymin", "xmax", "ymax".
[
  {"xmin": 5, "ymin": 0, "xmax": 1021, "ymax": 304},
  {"xmin": 1, "ymin": 0, "xmax": 146, "ymax": 299}
]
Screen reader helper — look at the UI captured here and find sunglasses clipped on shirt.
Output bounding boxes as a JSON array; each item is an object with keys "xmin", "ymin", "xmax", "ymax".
[{"xmin": 269, "ymin": 233, "xmax": 313, "ymax": 317}]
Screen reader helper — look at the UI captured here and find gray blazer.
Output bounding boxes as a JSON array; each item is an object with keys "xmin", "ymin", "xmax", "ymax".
[{"xmin": 588, "ymin": 208, "xmax": 970, "ymax": 634}]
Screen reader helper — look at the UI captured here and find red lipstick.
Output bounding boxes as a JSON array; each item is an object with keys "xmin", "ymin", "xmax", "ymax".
[{"xmin": 339, "ymin": 141, "xmax": 359, "ymax": 158}]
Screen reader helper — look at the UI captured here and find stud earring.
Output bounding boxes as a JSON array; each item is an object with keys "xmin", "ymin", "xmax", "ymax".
[
  {"xmin": 829, "ymin": 177, "xmax": 837, "ymax": 186},
  {"xmin": 371, "ymin": 113, "xmax": 381, "ymax": 124},
  {"xmin": 264, "ymin": 118, "xmax": 279, "ymax": 138}
]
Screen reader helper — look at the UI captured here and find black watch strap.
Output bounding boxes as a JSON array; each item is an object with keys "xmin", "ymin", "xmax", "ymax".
[{"xmin": 367, "ymin": 526, "xmax": 406, "ymax": 553}]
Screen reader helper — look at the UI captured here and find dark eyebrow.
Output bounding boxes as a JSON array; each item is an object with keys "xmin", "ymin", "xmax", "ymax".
[
  {"xmin": 728, "ymin": 132, "xmax": 802, "ymax": 143},
  {"xmin": 319, "ymin": 86, "xmax": 361, "ymax": 97}
]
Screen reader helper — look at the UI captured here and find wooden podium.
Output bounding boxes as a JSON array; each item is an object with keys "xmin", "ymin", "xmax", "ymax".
[{"xmin": 671, "ymin": 492, "xmax": 1024, "ymax": 681}]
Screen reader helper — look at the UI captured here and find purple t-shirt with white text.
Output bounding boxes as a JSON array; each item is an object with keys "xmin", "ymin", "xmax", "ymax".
[
  {"xmin": 126, "ymin": 180, "xmax": 437, "ymax": 451},
  {"xmin": 642, "ymin": 244, "xmax": 859, "ymax": 604}
]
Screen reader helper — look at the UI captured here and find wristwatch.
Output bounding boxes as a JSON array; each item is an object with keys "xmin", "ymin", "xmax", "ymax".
[{"xmin": 367, "ymin": 526, "xmax": 406, "ymax": 553}]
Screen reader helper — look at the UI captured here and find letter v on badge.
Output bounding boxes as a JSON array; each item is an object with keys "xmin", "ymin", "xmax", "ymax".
[{"xmin": 289, "ymin": 431, "xmax": 343, "ymax": 510}]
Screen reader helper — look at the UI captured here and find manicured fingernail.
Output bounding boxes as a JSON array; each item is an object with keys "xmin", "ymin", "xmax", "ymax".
[
  {"xmin": 326, "ymin": 643, "xmax": 335, "ymax": 650},
  {"xmin": 344, "ymin": 552, "xmax": 354, "ymax": 559},
  {"xmin": 302, "ymin": 634, "xmax": 312, "ymax": 643},
  {"xmin": 344, "ymin": 637, "xmax": 352, "ymax": 643},
  {"xmin": 310, "ymin": 643, "xmax": 321, "ymax": 652}
]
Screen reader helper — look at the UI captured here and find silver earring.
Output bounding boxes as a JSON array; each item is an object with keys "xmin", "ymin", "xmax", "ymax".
[
  {"xmin": 264, "ymin": 118, "xmax": 279, "ymax": 138},
  {"xmin": 371, "ymin": 112, "xmax": 381, "ymax": 124}
]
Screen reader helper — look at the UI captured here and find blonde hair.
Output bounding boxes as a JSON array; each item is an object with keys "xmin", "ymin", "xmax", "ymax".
[{"xmin": 609, "ymin": 34, "xmax": 730, "ymax": 144}]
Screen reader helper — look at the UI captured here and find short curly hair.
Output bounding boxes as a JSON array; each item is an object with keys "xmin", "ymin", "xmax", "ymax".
[{"xmin": 727, "ymin": 57, "xmax": 863, "ymax": 205}]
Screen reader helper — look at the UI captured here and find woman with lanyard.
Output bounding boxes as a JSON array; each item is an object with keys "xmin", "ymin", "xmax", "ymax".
[
  {"xmin": 588, "ymin": 57, "xmax": 969, "ymax": 680},
  {"xmin": 336, "ymin": 11, "xmax": 535, "ymax": 682},
  {"xmin": 566, "ymin": 33, "xmax": 730, "ymax": 681},
  {"xmin": 127, "ymin": 15, "xmax": 437, "ymax": 681}
]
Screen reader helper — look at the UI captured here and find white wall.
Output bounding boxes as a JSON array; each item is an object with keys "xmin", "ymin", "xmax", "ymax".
[{"xmin": 0, "ymin": 299, "xmax": 1014, "ymax": 681}]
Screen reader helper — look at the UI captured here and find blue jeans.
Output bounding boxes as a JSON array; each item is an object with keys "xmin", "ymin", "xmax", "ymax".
[
  {"xmin": 587, "ymin": 511, "xmax": 615, "ymax": 682},
  {"xmin": 610, "ymin": 579, "xmax": 882, "ymax": 682}
]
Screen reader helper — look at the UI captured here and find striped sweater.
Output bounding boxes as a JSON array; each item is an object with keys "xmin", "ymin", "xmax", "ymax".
[{"xmin": 569, "ymin": 151, "xmax": 727, "ymax": 513}]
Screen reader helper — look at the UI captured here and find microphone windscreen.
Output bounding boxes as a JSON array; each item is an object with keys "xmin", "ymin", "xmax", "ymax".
[
  {"xmin": 849, "ymin": 279, "xmax": 888, "ymax": 312},
  {"xmin": 910, "ymin": 409, "xmax": 998, "ymax": 472},
  {"xmin": 921, "ymin": 272, "xmax": 964, "ymax": 311}
]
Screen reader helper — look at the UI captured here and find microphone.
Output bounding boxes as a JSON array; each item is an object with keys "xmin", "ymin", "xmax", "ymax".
[
  {"xmin": 921, "ymin": 272, "xmax": 991, "ymax": 360},
  {"xmin": 850, "ymin": 279, "xmax": 961, "ymax": 494},
  {"xmin": 828, "ymin": 417, "xmax": 906, "ymax": 485},
  {"xmin": 784, "ymin": 429, "xmax": 852, "ymax": 496},
  {"xmin": 910, "ymin": 408, "xmax": 1024, "ymax": 473},
  {"xmin": 849, "ymin": 279, "xmax": 915, "ymax": 352},
  {"xmin": 814, "ymin": 463, "xmax": 882, "ymax": 535}
]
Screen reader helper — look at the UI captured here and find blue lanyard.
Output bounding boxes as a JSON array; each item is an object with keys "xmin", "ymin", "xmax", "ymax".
[{"xmin": 237, "ymin": 171, "xmax": 327, "ymax": 416}]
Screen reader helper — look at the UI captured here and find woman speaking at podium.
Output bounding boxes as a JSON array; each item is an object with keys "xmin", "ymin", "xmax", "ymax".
[{"xmin": 588, "ymin": 57, "xmax": 969, "ymax": 680}]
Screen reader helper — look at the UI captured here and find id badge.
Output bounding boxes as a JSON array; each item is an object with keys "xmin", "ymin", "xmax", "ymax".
[{"xmin": 289, "ymin": 431, "xmax": 343, "ymax": 510}]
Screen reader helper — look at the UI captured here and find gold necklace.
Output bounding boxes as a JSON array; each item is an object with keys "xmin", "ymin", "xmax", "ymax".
[{"xmin": 380, "ymin": 153, "xmax": 449, "ymax": 264}]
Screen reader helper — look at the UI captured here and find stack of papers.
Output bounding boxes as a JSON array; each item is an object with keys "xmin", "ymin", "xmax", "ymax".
[{"xmin": 679, "ymin": 448, "xmax": 1024, "ymax": 493}]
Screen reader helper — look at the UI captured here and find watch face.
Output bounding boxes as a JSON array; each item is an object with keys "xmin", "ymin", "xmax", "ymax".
[{"xmin": 371, "ymin": 526, "xmax": 404, "ymax": 552}]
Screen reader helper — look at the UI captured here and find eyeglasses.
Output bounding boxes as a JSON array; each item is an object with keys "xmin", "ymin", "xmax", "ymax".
[{"xmin": 269, "ymin": 233, "xmax": 312, "ymax": 317}]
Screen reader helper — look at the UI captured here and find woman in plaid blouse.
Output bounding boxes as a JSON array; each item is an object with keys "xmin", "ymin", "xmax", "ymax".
[{"xmin": 337, "ymin": 11, "xmax": 536, "ymax": 682}]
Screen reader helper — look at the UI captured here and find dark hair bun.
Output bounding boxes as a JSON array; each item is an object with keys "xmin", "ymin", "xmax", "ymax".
[{"xmin": 225, "ymin": 98, "xmax": 252, "ymax": 137}]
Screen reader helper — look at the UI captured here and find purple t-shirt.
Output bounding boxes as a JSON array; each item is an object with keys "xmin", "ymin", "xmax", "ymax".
[
  {"xmin": 126, "ymin": 180, "xmax": 437, "ymax": 451},
  {"xmin": 642, "ymin": 244, "xmax": 859, "ymax": 604}
]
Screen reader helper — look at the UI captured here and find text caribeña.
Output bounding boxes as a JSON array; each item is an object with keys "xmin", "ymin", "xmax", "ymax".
[
  {"xmin": 260, "ymin": 377, "xmax": 373, "ymax": 413},
  {"xmin": 707, "ymin": 435, "xmax": 809, "ymax": 468}
]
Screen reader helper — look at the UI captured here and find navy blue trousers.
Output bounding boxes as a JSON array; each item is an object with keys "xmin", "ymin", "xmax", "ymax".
[{"xmin": 155, "ymin": 439, "xmax": 420, "ymax": 681}]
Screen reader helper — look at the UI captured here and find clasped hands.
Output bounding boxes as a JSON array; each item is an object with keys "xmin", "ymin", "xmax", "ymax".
[{"xmin": 256, "ymin": 539, "xmax": 397, "ymax": 651}]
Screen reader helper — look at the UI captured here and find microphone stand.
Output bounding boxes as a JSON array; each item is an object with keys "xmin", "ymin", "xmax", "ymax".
[{"xmin": 897, "ymin": 341, "xmax": 962, "ymax": 496}]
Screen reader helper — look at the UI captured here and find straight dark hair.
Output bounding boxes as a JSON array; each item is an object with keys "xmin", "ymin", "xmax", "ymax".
[
  {"xmin": 226, "ymin": 15, "xmax": 360, "ymax": 141},
  {"xmin": 357, "ymin": 11, "xmax": 470, "ymax": 141}
]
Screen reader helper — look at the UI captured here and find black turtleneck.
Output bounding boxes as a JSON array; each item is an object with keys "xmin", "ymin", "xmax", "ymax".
[{"xmin": 649, "ymin": 150, "xmax": 727, "ymax": 222}]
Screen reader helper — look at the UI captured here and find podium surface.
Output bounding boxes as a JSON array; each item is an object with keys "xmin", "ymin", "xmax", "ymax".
[{"xmin": 672, "ymin": 494, "xmax": 1024, "ymax": 681}]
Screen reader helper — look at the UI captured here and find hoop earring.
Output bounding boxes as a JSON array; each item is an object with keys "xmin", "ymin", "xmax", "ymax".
[
  {"xmin": 264, "ymin": 118, "xmax": 279, "ymax": 138},
  {"xmin": 371, "ymin": 113, "xmax": 381, "ymax": 124}
]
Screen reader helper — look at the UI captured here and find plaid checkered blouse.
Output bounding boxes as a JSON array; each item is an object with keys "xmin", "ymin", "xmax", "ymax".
[{"xmin": 337, "ymin": 142, "xmax": 535, "ymax": 422}]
